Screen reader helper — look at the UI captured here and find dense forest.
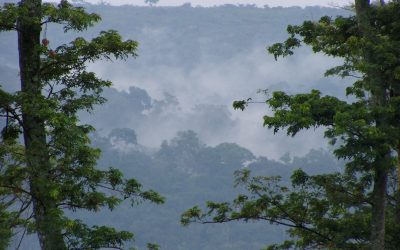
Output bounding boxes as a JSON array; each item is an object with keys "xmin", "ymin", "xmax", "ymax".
[
  {"xmin": 1, "ymin": 1, "xmax": 399, "ymax": 250},
  {"xmin": 0, "ymin": 2, "xmax": 350, "ymax": 160}
]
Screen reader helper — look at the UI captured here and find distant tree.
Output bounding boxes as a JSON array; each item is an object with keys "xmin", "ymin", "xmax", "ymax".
[
  {"xmin": 212, "ymin": 143, "xmax": 255, "ymax": 167},
  {"xmin": 279, "ymin": 152, "xmax": 291, "ymax": 164},
  {"xmin": 161, "ymin": 130, "xmax": 204, "ymax": 154},
  {"xmin": 182, "ymin": 1, "xmax": 400, "ymax": 249},
  {"xmin": 109, "ymin": 128, "xmax": 138, "ymax": 144},
  {"xmin": 70, "ymin": 0, "xmax": 86, "ymax": 4},
  {"xmin": 145, "ymin": 0, "xmax": 159, "ymax": 7},
  {"xmin": 0, "ymin": 0, "xmax": 163, "ymax": 249}
]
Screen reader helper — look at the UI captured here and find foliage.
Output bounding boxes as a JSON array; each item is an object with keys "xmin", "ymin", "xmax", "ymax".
[
  {"xmin": 0, "ymin": 0, "xmax": 163, "ymax": 249},
  {"xmin": 0, "ymin": 3, "xmax": 376, "ymax": 249},
  {"xmin": 144, "ymin": 0, "xmax": 159, "ymax": 6},
  {"xmin": 0, "ymin": 3, "xmax": 348, "ymax": 245},
  {"xmin": 92, "ymin": 129, "xmax": 338, "ymax": 249},
  {"xmin": 109, "ymin": 128, "xmax": 138, "ymax": 144},
  {"xmin": 88, "ymin": 129, "xmax": 312, "ymax": 250},
  {"xmin": 181, "ymin": 169, "xmax": 373, "ymax": 249},
  {"xmin": 182, "ymin": 1, "xmax": 400, "ymax": 249},
  {"xmin": 146, "ymin": 243, "xmax": 160, "ymax": 250}
]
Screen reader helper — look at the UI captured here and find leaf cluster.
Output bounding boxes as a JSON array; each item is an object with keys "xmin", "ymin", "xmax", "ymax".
[{"xmin": 182, "ymin": 169, "xmax": 373, "ymax": 249}]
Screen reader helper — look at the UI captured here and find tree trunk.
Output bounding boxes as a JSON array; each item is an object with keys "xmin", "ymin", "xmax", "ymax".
[
  {"xmin": 398, "ymin": 145, "xmax": 400, "ymax": 193},
  {"xmin": 355, "ymin": 1, "xmax": 389, "ymax": 249},
  {"xmin": 371, "ymin": 166, "xmax": 387, "ymax": 250},
  {"xmin": 396, "ymin": 144, "xmax": 400, "ymax": 230},
  {"xmin": 17, "ymin": 0, "xmax": 67, "ymax": 249}
]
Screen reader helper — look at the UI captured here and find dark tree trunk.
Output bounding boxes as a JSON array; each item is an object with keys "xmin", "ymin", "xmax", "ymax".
[
  {"xmin": 396, "ymin": 144, "xmax": 400, "ymax": 230},
  {"xmin": 17, "ymin": 0, "xmax": 67, "ymax": 249},
  {"xmin": 398, "ymin": 145, "xmax": 400, "ymax": 193},
  {"xmin": 371, "ymin": 166, "xmax": 387, "ymax": 250},
  {"xmin": 355, "ymin": 1, "xmax": 389, "ymax": 249}
]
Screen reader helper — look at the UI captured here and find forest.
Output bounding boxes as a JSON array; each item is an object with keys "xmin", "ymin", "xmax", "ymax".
[{"xmin": 0, "ymin": 1, "xmax": 399, "ymax": 250}]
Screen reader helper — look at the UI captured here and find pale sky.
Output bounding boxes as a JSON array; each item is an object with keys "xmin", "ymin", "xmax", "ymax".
[{"xmin": 87, "ymin": 0, "xmax": 354, "ymax": 8}]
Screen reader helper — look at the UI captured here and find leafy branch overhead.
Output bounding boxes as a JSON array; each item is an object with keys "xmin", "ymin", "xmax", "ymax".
[{"xmin": 181, "ymin": 169, "xmax": 371, "ymax": 249}]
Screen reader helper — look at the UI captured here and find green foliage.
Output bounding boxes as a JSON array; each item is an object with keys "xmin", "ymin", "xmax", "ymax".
[
  {"xmin": 182, "ymin": 1, "xmax": 400, "ymax": 249},
  {"xmin": 263, "ymin": 90, "xmax": 347, "ymax": 136},
  {"xmin": 147, "ymin": 243, "xmax": 161, "ymax": 250},
  {"xmin": 64, "ymin": 219, "xmax": 134, "ymax": 249},
  {"xmin": 42, "ymin": 1, "xmax": 101, "ymax": 32},
  {"xmin": 0, "ymin": 3, "xmax": 18, "ymax": 31},
  {"xmin": 88, "ymin": 126, "xmax": 345, "ymax": 249},
  {"xmin": 144, "ymin": 0, "xmax": 159, "ymax": 6},
  {"xmin": 0, "ymin": 4, "xmax": 363, "ymax": 249},
  {"xmin": 182, "ymin": 169, "xmax": 373, "ymax": 249},
  {"xmin": 0, "ymin": 0, "xmax": 163, "ymax": 248},
  {"xmin": 233, "ymin": 99, "xmax": 250, "ymax": 111}
]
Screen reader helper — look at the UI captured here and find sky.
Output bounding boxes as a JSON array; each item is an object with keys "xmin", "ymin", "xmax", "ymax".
[{"xmin": 86, "ymin": 0, "xmax": 353, "ymax": 8}]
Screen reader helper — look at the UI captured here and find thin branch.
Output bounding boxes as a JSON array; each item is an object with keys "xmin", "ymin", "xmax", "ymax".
[
  {"xmin": 253, "ymin": 188, "xmax": 305, "ymax": 226},
  {"xmin": 247, "ymin": 101, "xmax": 266, "ymax": 104},
  {"xmin": 16, "ymin": 226, "xmax": 27, "ymax": 250},
  {"xmin": 46, "ymin": 82, "xmax": 56, "ymax": 99},
  {"xmin": 200, "ymin": 215, "xmax": 333, "ymax": 242},
  {"xmin": 0, "ymin": 25, "xmax": 20, "ymax": 32},
  {"xmin": 0, "ymin": 185, "xmax": 34, "ymax": 200},
  {"xmin": 347, "ymin": 74, "xmax": 363, "ymax": 79},
  {"xmin": 1, "ymin": 195, "xmax": 18, "ymax": 207},
  {"xmin": 15, "ymin": 197, "xmax": 33, "ymax": 219},
  {"xmin": 40, "ymin": 19, "xmax": 51, "ymax": 26},
  {"xmin": 57, "ymin": 202, "xmax": 88, "ymax": 210},
  {"xmin": 3, "ymin": 106, "xmax": 23, "ymax": 127}
]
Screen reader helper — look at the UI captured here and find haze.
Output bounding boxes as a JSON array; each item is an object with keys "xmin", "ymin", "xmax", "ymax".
[
  {"xmin": 0, "ymin": 3, "xmax": 353, "ymax": 249},
  {"xmin": 88, "ymin": 0, "xmax": 352, "ymax": 7}
]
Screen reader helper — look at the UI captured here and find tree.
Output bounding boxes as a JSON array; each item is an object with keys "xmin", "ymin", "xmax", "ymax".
[
  {"xmin": 109, "ymin": 128, "xmax": 138, "ymax": 145},
  {"xmin": 144, "ymin": 0, "xmax": 159, "ymax": 7},
  {"xmin": 0, "ymin": 0, "xmax": 163, "ymax": 249},
  {"xmin": 182, "ymin": 1, "xmax": 400, "ymax": 249}
]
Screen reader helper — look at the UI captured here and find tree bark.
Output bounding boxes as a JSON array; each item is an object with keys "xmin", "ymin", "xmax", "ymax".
[
  {"xmin": 396, "ymin": 144, "xmax": 400, "ymax": 229},
  {"xmin": 398, "ymin": 145, "xmax": 400, "ymax": 193},
  {"xmin": 355, "ymin": 0, "xmax": 370, "ymax": 36},
  {"xmin": 355, "ymin": 1, "xmax": 389, "ymax": 249},
  {"xmin": 370, "ymin": 166, "xmax": 387, "ymax": 250},
  {"xmin": 17, "ymin": 0, "xmax": 67, "ymax": 249}
]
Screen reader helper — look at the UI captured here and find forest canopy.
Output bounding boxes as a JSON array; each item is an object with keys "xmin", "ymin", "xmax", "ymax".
[
  {"xmin": 182, "ymin": 1, "xmax": 400, "ymax": 250},
  {"xmin": 2, "ymin": 1, "xmax": 398, "ymax": 250}
]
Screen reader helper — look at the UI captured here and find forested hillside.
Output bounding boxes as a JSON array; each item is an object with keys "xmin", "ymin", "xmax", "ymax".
[
  {"xmin": 0, "ymin": 3, "xmax": 349, "ymax": 157},
  {"xmin": 0, "ymin": 2, "xmax": 349, "ymax": 249},
  {"xmin": 85, "ymin": 130, "xmax": 342, "ymax": 249}
]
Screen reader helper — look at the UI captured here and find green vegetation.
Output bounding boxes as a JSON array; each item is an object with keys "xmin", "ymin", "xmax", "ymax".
[
  {"xmin": 182, "ymin": 1, "xmax": 400, "ymax": 249},
  {"xmin": 0, "ymin": 0, "xmax": 163, "ymax": 249},
  {"xmin": 144, "ymin": 0, "xmax": 159, "ymax": 6},
  {"xmin": 90, "ymin": 129, "xmax": 340, "ymax": 249},
  {"xmin": 3, "ymin": 1, "xmax": 398, "ymax": 250}
]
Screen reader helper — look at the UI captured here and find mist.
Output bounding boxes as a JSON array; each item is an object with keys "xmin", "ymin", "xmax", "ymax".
[
  {"xmin": 77, "ymin": 0, "xmax": 353, "ymax": 8},
  {"xmin": 0, "ymin": 3, "xmax": 356, "ymax": 249},
  {"xmin": 80, "ymin": 4, "xmax": 350, "ymax": 158}
]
